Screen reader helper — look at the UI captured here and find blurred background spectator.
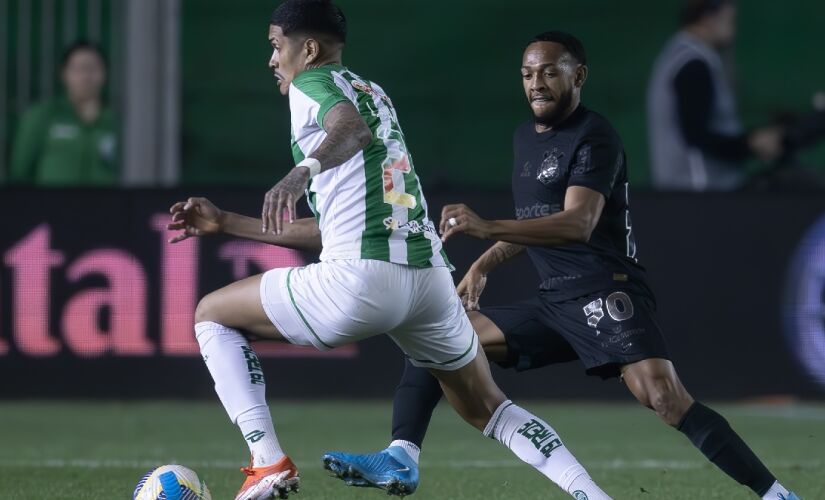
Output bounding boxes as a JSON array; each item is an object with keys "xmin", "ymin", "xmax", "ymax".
[
  {"xmin": 9, "ymin": 40, "xmax": 117, "ymax": 186},
  {"xmin": 646, "ymin": 0, "xmax": 785, "ymax": 191}
]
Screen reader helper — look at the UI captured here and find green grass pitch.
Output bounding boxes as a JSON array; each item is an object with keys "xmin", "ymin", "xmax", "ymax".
[{"xmin": 0, "ymin": 401, "xmax": 822, "ymax": 499}]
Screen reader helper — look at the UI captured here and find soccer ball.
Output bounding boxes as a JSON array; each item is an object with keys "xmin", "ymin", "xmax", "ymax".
[{"xmin": 133, "ymin": 464, "xmax": 212, "ymax": 500}]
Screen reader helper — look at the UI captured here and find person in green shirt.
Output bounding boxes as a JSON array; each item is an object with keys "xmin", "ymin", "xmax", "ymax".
[{"xmin": 9, "ymin": 40, "xmax": 118, "ymax": 186}]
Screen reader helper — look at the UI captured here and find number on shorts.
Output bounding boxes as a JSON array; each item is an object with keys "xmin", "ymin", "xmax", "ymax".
[
  {"xmin": 583, "ymin": 298, "xmax": 604, "ymax": 328},
  {"xmin": 605, "ymin": 291, "xmax": 634, "ymax": 321}
]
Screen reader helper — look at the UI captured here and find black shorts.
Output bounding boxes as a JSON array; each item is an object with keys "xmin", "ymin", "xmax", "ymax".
[{"xmin": 480, "ymin": 288, "xmax": 669, "ymax": 379}]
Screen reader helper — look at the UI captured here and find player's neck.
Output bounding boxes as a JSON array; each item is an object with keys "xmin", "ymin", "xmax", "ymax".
[
  {"xmin": 534, "ymin": 102, "xmax": 580, "ymax": 133},
  {"xmin": 305, "ymin": 54, "xmax": 343, "ymax": 70}
]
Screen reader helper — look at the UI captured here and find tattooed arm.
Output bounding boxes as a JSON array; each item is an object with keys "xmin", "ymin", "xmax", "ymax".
[
  {"xmin": 473, "ymin": 241, "xmax": 526, "ymax": 274},
  {"xmin": 457, "ymin": 241, "xmax": 525, "ymax": 310},
  {"xmin": 262, "ymin": 101, "xmax": 372, "ymax": 234},
  {"xmin": 309, "ymin": 101, "xmax": 373, "ymax": 173}
]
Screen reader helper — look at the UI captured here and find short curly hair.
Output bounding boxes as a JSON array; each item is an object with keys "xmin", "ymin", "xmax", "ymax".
[
  {"xmin": 527, "ymin": 31, "xmax": 586, "ymax": 65},
  {"xmin": 270, "ymin": 0, "xmax": 347, "ymax": 43}
]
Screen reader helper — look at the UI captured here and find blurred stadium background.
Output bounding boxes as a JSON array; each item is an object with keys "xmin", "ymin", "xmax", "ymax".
[{"xmin": 1, "ymin": 1, "xmax": 824, "ymax": 498}]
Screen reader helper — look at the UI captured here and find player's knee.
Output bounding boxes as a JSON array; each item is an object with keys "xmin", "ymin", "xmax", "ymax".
[
  {"xmin": 194, "ymin": 292, "xmax": 220, "ymax": 325},
  {"xmin": 646, "ymin": 378, "xmax": 690, "ymax": 426}
]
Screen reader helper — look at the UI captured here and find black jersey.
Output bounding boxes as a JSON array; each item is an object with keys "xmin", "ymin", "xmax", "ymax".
[{"xmin": 511, "ymin": 105, "xmax": 648, "ymax": 300}]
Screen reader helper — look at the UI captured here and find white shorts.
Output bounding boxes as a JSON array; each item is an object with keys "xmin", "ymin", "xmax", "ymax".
[{"xmin": 259, "ymin": 259, "xmax": 477, "ymax": 371}]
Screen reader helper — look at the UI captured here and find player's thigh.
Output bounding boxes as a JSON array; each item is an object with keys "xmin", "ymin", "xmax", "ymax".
[
  {"xmin": 467, "ymin": 310, "xmax": 508, "ymax": 361},
  {"xmin": 428, "ymin": 347, "xmax": 507, "ymax": 430},
  {"xmin": 388, "ymin": 267, "xmax": 478, "ymax": 370},
  {"xmin": 547, "ymin": 289, "xmax": 669, "ymax": 379},
  {"xmin": 195, "ymin": 273, "xmax": 285, "ymax": 340},
  {"xmin": 480, "ymin": 298, "xmax": 579, "ymax": 371},
  {"xmin": 261, "ymin": 260, "xmax": 407, "ymax": 350}
]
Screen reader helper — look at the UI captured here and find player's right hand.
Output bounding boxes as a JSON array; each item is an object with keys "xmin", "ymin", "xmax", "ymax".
[
  {"xmin": 456, "ymin": 267, "xmax": 488, "ymax": 311},
  {"xmin": 166, "ymin": 197, "xmax": 224, "ymax": 243}
]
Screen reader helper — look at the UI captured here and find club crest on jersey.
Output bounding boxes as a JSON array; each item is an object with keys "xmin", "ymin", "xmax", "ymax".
[
  {"xmin": 351, "ymin": 79, "xmax": 373, "ymax": 94},
  {"xmin": 520, "ymin": 161, "xmax": 532, "ymax": 177},
  {"xmin": 537, "ymin": 148, "xmax": 564, "ymax": 185}
]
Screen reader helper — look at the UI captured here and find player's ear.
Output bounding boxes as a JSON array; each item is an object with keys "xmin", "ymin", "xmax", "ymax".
[
  {"xmin": 574, "ymin": 64, "xmax": 588, "ymax": 89},
  {"xmin": 304, "ymin": 37, "xmax": 320, "ymax": 66}
]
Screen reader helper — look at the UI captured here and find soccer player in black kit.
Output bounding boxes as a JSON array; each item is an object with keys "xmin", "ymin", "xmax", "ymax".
[{"xmin": 322, "ymin": 32, "xmax": 801, "ymax": 499}]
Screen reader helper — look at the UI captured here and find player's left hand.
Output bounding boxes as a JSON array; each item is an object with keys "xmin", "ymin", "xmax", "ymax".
[
  {"xmin": 262, "ymin": 166, "xmax": 310, "ymax": 235},
  {"xmin": 439, "ymin": 203, "xmax": 492, "ymax": 242},
  {"xmin": 166, "ymin": 197, "xmax": 224, "ymax": 243}
]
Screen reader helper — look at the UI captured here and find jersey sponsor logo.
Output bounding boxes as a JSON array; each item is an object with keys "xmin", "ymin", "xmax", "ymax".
[
  {"xmin": 539, "ymin": 274, "xmax": 582, "ymax": 290},
  {"xmin": 382, "ymin": 155, "xmax": 417, "ymax": 209},
  {"xmin": 537, "ymin": 147, "xmax": 564, "ymax": 185},
  {"xmin": 382, "ymin": 217, "xmax": 438, "ymax": 240},
  {"xmin": 516, "ymin": 419, "xmax": 564, "ymax": 458},
  {"xmin": 515, "ymin": 202, "xmax": 561, "ymax": 220}
]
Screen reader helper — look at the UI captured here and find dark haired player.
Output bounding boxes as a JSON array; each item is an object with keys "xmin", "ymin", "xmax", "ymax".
[
  {"xmin": 168, "ymin": 3, "xmax": 613, "ymax": 500},
  {"xmin": 323, "ymin": 31, "xmax": 801, "ymax": 500}
]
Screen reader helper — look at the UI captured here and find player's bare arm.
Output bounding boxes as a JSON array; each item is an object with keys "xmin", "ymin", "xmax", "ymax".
[
  {"xmin": 168, "ymin": 196, "xmax": 321, "ymax": 251},
  {"xmin": 440, "ymin": 185, "xmax": 605, "ymax": 245},
  {"xmin": 262, "ymin": 101, "xmax": 372, "ymax": 235},
  {"xmin": 457, "ymin": 242, "xmax": 524, "ymax": 310}
]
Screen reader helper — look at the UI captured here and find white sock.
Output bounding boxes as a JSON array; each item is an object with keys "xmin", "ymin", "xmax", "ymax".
[
  {"xmin": 238, "ymin": 407, "xmax": 285, "ymax": 467},
  {"xmin": 761, "ymin": 481, "xmax": 791, "ymax": 500},
  {"xmin": 389, "ymin": 439, "xmax": 420, "ymax": 464},
  {"xmin": 195, "ymin": 321, "xmax": 284, "ymax": 467},
  {"xmin": 484, "ymin": 400, "xmax": 611, "ymax": 500}
]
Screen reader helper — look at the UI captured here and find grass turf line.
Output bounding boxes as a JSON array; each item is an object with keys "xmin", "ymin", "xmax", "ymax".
[{"xmin": 0, "ymin": 401, "xmax": 822, "ymax": 499}]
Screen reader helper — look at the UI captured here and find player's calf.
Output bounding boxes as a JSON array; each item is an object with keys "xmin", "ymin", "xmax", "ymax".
[
  {"xmin": 428, "ymin": 348, "xmax": 507, "ymax": 430},
  {"xmin": 623, "ymin": 358, "xmax": 797, "ymax": 499},
  {"xmin": 430, "ymin": 351, "xmax": 612, "ymax": 499},
  {"xmin": 622, "ymin": 358, "xmax": 693, "ymax": 426}
]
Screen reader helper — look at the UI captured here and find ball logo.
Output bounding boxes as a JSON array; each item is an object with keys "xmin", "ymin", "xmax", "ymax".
[{"xmin": 783, "ymin": 214, "xmax": 825, "ymax": 391}]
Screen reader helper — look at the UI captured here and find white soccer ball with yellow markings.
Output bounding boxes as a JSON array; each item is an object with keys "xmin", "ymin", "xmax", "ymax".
[{"xmin": 133, "ymin": 464, "xmax": 211, "ymax": 500}]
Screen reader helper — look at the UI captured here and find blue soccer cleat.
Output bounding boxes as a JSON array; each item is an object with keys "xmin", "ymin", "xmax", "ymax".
[
  {"xmin": 779, "ymin": 494, "xmax": 802, "ymax": 500},
  {"xmin": 322, "ymin": 446, "xmax": 419, "ymax": 496}
]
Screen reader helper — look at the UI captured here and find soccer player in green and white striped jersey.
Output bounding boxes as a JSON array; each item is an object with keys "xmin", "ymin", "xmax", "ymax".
[
  {"xmin": 167, "ymin": 1, "xmax": 611, "ymax": 499},
  {"xmin": 285, "ymin": 62, "xmax": 449, "ymax": 268}
]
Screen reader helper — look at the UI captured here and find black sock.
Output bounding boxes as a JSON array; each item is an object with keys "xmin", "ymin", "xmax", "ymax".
[
  {"xmin": 390, "ymin": 358, "xmax": 443, "ymax": 448},
  {"xmin": 678, "ymin": 401, "xmax": 776, "ymax": 496}
]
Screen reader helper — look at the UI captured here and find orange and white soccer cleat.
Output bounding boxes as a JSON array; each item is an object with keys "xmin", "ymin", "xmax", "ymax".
[{"xmin": 234, "ymin": 455, "xmax": 300, "ymax": 500}]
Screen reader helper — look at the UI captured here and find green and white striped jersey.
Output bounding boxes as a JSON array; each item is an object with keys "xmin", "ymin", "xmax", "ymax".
[{"xmin": 289, "ymin": 64, "xmax": 450, "ymax": 269}]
